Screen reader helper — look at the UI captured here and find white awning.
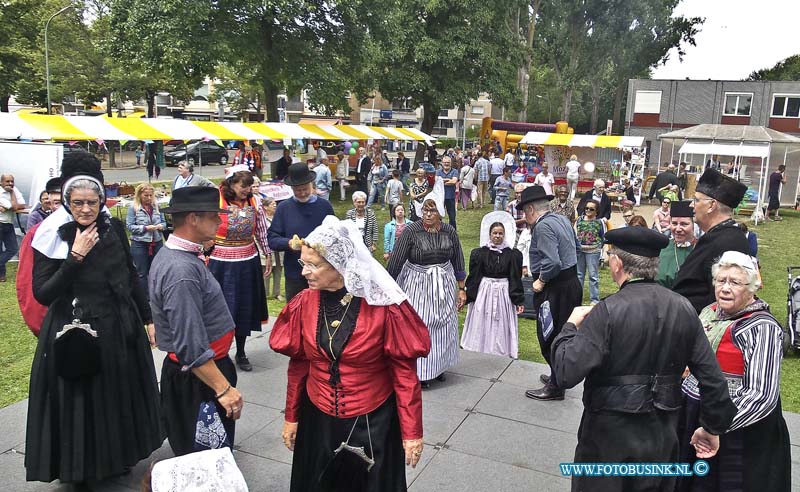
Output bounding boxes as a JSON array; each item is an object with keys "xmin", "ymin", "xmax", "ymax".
[{"xmin": 678, "ymin": 142, "xmax": 769, "ymax": 159}]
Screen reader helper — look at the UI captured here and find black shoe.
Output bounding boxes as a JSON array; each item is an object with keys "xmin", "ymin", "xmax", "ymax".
[
  {"xmin": 420, "ymin": 381, "xmax": 430, "ymax": 389},
  {"xmin": 236, "ymin": 356, "xmax": 252, "ymax": 372},
  {"xmin": 539, "ymin": 373, "xmax": 550, "ymax": 385},
  {"xmin": 525, "ymin": 385, "xmax": 565, "ymax": 401},
  {"xmin": 436, "ymin": 373, "xmax": 447, "ymax": 382}
]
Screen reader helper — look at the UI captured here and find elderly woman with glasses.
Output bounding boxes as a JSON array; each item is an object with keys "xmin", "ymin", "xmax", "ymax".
[
  {"xmin": 577, "ymin": 179, "xmax": 611, "ymax": 220},
  {"xmin": 387, "ymin": 179, "xmax": 466, "ymax": 388},
  {"xmin": 26, "ymin": 151, "xmax": 163, "ymax": 487},
  {"xmin": 270, "ymin": 216, "xmax": 430, "ymax": 491},
  {"xmin": 678, "ymin": 251, "xmax": 791, "ymax": 492},
  {"xmin": 575, "ymin": 201, "xmax": 607, "ymax": 305}
]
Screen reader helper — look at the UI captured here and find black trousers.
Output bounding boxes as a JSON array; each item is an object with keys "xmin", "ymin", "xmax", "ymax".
[
  {"xmin": 534, "ymin": 266, "xmax": 582, "ymax": 389},
  {"xmin": 285, "ymin": 276, "xmax": 309, "ymax": 302}
]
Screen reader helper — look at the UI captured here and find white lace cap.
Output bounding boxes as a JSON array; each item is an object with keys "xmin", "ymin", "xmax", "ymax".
[
  {"xmin": 479, "ymin": 211, "xmax": 517, "ymax": 248},
  {"xmin": 224, "ymin": 164, "xmax": 250, "ymax": 180},
  {"xmin": 150, "ymin": 448, "xmax": 248, "ymax": 492},
  {"xmin": 423, "ymin": 176, "xmax": 446, "ymax": 216},
  {"xmin": 305, "ymin": 216, "xmax": 407, "ymax": 306}
]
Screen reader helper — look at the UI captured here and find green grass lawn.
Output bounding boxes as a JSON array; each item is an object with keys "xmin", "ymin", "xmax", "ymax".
[{"xmin": 4, "ymin": 193, "xmax": 800, "ymax": 411}]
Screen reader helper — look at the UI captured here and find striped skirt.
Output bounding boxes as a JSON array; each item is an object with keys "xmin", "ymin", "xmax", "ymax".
[
  {"xmin": 461, "ymin": 277, "xmax": 518, "ymax": 358},
  {"xmin": 396, "ymin": 260, "xmax": 459, "ymax": 381}
]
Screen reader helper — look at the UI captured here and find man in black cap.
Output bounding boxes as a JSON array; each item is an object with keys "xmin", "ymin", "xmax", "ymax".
[
  {"xmin": 267, "ymin": 161, "xmax": 335, "ymax": 301},
  {"xmin": 672, "ymin": 168, "xmax": 750, "ymax": 313},
  {"xmin": 551, "ymin": 227, "xmax": 736, "ymax": 492},
  {"xmin": 150, "ymin": 186, "xmax": 245, "ymax": 455},
  {"xmin": 655, "ymin": 200, "xmax": 696, "ymax": 289},
  {"xmin": 517, "ymin": 185, "xmax": 582, "ymax": 401}
]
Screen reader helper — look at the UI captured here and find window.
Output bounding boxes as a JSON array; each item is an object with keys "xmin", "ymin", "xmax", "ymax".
[
  {"xmin": 772, "ymin": 94, "xmax": 800, "ymax": 118},
  {"xmin": 439, "ymin": 109, "xmax": 450, "ymax": 117},
  {"xmin": 471, "ymin": 105, "xmax": 485, "ymax": 115},
  {"xmin": 634, "ymin": 90, "xmax": 661, "ymax": 114},
  {"xmin": 723, "ymin": 93, "xmax": 752, "ymax": 116}
]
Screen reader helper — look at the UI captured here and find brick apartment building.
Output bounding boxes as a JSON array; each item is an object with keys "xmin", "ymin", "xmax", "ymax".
[{"xmin": 624, "ymin": 79, "xmax": 800, "ymax": 166}]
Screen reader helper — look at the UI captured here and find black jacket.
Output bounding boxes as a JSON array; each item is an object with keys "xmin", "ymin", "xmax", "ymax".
[
  {"xmin": 577, "ymin": 190, "xmax": 611, "ymax": 220},
  {"xmin": 552, "ymin": 280, "xmax": 736, "ymax": 491},
  {"xmin": 672, "ymin": 219, "xmax": 750, "ymax": 313},
  {"xmin": 648, "ymin": 170, "xmax": 680, "ymax": 200}
]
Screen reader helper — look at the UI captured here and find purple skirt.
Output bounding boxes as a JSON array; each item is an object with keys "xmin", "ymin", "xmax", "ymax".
[{"xmin": 460, "ymin": 277, "xmax": 518, "ymax": 358}]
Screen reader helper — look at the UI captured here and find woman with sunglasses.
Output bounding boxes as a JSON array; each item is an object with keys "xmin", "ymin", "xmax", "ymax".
[
  {"xmin": 575, "ymin": 201, "xmax": 607, "ymax": 305},
  {"xmin": 653, "ymin": 197, "xmax": 672, "ymax": 236},
  {"xmin": 271, "ymin": 217, "xmax": 430, "ymax": 491}
]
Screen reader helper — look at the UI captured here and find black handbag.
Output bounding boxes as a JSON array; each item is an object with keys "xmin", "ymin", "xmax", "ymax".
[
  {"xmin": 317, "ymin": 414, "xmax": 375, "ymax": 491},
  {"xmin": 53, "ymin": 300, "xmax": 101, "ymax": 380}
]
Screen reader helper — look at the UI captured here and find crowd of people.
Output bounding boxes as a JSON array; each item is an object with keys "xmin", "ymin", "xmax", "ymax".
[{"xmin": 8, "ymin": 144, "xmax": 794, "ymax": 491}]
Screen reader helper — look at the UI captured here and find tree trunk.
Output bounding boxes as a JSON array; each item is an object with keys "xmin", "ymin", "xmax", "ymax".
[
  {"xmin": 562, "ymin": 88, "xmax": 573, "ymax": 122},
  {"xmin": 516, "ymin": 0, "xmax": 540, "ymax": 123},
  {"xmin": 589, "ymin": 78, "xmax": 600, "ymax": 134},
  {"xmin": 0, "ymin": 95, "xmax": 9, "ymax": 112},
  {"xmin": 146, "ymin": 89, "xmax": 156, "ymax": 118},
  {"xmin": 416, "ymin": 99, "xmax": 439, "ymax": 164},
  {"xmin": 263, "ymin": 80, "xmax": 280, "ymax": 122},
  {"xmin": 612, "ymin": 81, "xmax": 626, "ymax": 134}
]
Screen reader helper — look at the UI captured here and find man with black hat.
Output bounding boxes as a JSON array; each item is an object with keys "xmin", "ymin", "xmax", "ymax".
[
  {"xmin": 267, "ymin": 161, "xmax": 335, "ymax": 301},
  {"xmin": 551, "ymin": 227, "xmax": 736, "ymax": 492},
  {"xmin": 150, "ymin": 186, "xmax": 245, "ymax": 455},
  {"xmin": 655, "ymin": 200, "xmax": 696, "ymax": 289},
  {"xmin": 672, "ymin": 168, "xmax": 750, "ymax": 313},
  {"xmin": 517, "ymin": 185, "xmax": 582, "ymax": 401}
]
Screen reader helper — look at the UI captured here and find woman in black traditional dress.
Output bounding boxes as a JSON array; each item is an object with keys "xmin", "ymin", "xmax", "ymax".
[
  {"xmin": 25, "ymin": 151, "xmax": 163, "ymax": 489},
  {"xmin": 270, "ymin": 216, "xmax": 430, "ymax": 491},
  {"xmin": 460, "ymin": 212, "xmax": 524, "ymax": 358}
]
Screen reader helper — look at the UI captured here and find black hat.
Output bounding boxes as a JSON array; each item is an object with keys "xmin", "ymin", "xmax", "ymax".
[
  {"xmin": 45, "ymin": 177, "xmax": 63, "ymax": 193},
  {"xmin": 515, "ymin": 185, "xmax": 554, "ymax": 210},
  {"xmin": 604, "ymin": 227, "xmax": 669, "ymax": 258},
  {"xmin": 670, "ymin": 200, "xmax": 693, "ymax": 218},
  {"xmin": 695, "ymin": 168, "xmax": 747, "ymax": 208},
  {"xmin": 283, "ymin": 162, "xmax": 316, "ymax": 186},
  {"xmin": 161, "ymin": 187, "xmax": 231, "ymax": 214},
  {"xmin": 61, "ymin": 150, "xmax": 104, "ymax": 184}
]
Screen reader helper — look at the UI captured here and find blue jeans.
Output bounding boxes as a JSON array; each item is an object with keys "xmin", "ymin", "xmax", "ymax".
[
  {"xmin": 444, "ymin": 198, "xmax": 457, "ymax": 229},
  {"xmin": 130, "ymin": 240, "xmax": 162, "ymax": 299},
  {"xmin": 494, "ymin": 195, "xmax": 508, "ymax": 211},
  {"xmin": 0, "ymin": 223, "xmax": 19, "ymax": 276},
  {"xmin": 368, "ymin": 183, "xmax": 385, "ymax": 207},
  {"xmin": 577, "ymin": 249, "xmax": 601, "ymax": 304}
]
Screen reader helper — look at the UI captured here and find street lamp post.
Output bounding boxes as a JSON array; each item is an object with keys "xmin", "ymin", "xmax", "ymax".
[{"xmin": 45, "ymin": 4, "xmax": 73, "ymax": 115}]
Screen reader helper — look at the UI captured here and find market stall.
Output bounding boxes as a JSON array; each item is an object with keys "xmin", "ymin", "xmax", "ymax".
[{"xmin": 657, "ymin": 124, "xmax": 800, "ymax": 223}]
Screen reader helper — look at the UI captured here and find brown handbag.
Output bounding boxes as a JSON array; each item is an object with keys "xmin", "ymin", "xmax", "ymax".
[{"xmin": 117, "ymin": 181, "xmax": 135, "ymax": 196}]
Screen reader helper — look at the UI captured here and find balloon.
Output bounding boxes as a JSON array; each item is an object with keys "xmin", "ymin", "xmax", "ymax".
[
  {"xmin": 351, "ymin": 142, "xmax": 359, "ymax": 149},
  {"xmin": 584, "ymin": 161, "xmax": 595, "ymax": 173},
  {"xmin": 349, "ymin": 148, "xmax": 356, "ymax": 155},
  {"xmin": 344, "ymin": 141, "xmax": 352, "ymax": 150}
]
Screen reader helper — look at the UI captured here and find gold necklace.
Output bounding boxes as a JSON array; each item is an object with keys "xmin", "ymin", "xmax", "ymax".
[{"xmin": 322, "ymin": 293, "xmax": 354, "ymax": 361}]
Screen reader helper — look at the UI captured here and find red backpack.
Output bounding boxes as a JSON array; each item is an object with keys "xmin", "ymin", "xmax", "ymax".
[{"xmin": 16, "ymin": 222, "xmax": 48, "ymax": 337}]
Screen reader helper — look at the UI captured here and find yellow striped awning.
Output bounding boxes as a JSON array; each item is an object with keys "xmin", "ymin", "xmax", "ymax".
[
  {"xmin": 0, "ymin": 114, "xmax": 433, "ymax": 142},
  {"xmin": 519, "ymin": 132, "xmax": 643, "ymax": 149}
]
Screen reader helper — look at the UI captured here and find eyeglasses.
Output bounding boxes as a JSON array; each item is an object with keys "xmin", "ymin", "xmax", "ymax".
[
  {"xmin": 297, "ymin": 259, "xmax": 322, "ymax": 271},
  {"xmin": 422, "ymin": 208, "xmax": 438, "ymax": 215},
  {"xmin": 691, "ymin": 197, "xmax": 715, "ymax": 204},
  {"xmin": 585, "ymin": 207, "xmax": 597, "ymax": 212},
  {"xmin": 623, "ymin": 214, "xmax": 634, "ymax": 219},
  {"xmin": 69, "ymin": 199, "xmax": 100, "ymax": 209},
  {"xmin": 714, "ymin": 277, "xmax": 747, "ymax": 289}
]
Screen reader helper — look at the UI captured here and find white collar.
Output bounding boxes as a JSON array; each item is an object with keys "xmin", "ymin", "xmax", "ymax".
[{"xmin": 32, "ymin": 205, "xmax": 111, "ymax": 259}]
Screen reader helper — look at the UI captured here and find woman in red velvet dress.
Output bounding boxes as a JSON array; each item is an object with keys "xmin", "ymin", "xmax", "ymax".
[{"xmin": 270, "ymin": 216, "xmax": 430, "ymax": 492}]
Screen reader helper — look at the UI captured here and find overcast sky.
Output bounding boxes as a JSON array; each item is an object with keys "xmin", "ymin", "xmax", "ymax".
[{"xmin": 651, "ymin": 0, "xmax": 799, "ymax": 81}]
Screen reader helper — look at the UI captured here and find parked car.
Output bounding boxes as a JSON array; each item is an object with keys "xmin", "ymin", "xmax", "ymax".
[{"xmin": 165, "ymin": 141, "xmax": 229, "ymax": 166}]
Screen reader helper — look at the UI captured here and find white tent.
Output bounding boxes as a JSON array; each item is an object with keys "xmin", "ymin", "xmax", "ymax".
[{"xmin": 658, "ymin": 124, "xmax": 800, "ymax": 224}]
